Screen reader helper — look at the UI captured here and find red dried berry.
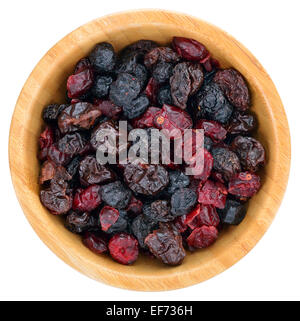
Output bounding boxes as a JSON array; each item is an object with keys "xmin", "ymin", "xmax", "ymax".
[
  {"xmin": 131, "ymin": 107, "xmax": 161, "ymax": 129},
  {"xmin": 100, "ymin": 206, "xmax": 120, "ymax": 232},
  {"xmin": 184, "ymin": 204, "xmax": 201, "ymax": 229},
  {"xmin": 67, "ymin": 68, "xmax": 94, "ymax": 99},
  {"xmin": 228, "ymin": 172, "xmax": 261, "ymax": 197},
  {"xmin": 83, "ymin": 232, "xmax": 107, "ymax": 254},
  {"xmin": 144, "ymin": 77, "xmax": 159, "ymax": 104},
  {"xmin": 126, "ymin": 196, "xmax": 143, "ymax": 216},
  {"xmin": 187, "ymin": 148, "xmax": 213, "ymax": 181},
  {"xmin": 154, "ymin": 104, "xmax": 193, "ymax": 138},
  {"xmin": 72, "ymin": 185, "xmax": 102, "ymax": 212},
  {"xmin": 74, "ymin": 58, "xmax": 91, "ymax": 74},
  {"xmin": 39, "ymin": 126, "xmax": 54, "ymax": 149},
  {"xmin": 108, "ymin": 233, "xmax": 139, "ymax": 265},
  {"xmin": 196, "ymin": 119, "xmax": 227, "ymax": 142},
  {"xmin": 197, "ymin": 180, "xmax": 228, "ymax": 209},
  {"xmin": 185, "ymin": 204, "xmax": 219, "ymax": 229},
  {"xmin": 93, "ymin": 99, "xmax": 123, "ymax": 120},
  {"xmin": 187, "ymin": 226, "xmax": 218, "ymax": 248},
  {"xmin": 172, "ymin": 37, "xmax": 210, "ymax": 62}
]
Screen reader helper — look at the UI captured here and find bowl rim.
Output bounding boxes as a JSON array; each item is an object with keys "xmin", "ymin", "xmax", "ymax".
[{"xmin": 9, "ymin": 9, "xmax": 291, "ymax": 291}]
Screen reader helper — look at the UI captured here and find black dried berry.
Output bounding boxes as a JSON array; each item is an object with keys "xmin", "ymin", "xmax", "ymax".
[
  {"xmin": 100, "ymin": 181, "xmax": 132, "ymax": 209},
  {"xmin": 131, "ymin": 214, "xmax": 157, "ymax": 249},
  {"xmin": 65, "ymin": 211, "xmax": 97, "ymax": 234},
  {"xmin": 167, "ymin": 171, "xmax": 190, "ymax": 195},
  {"xmin": 152, "ymin": 62, "xmax": 173, "ymax": 84},
  {"xmin": 123, "ymin": 95, "xmax": 149, "ymax": 119},
  {"xmin": 42, "ymin": 104, "xmax": 66, "ymax": 123},
  {"xmin": 91, "ymin": 75, "xmax": 113, "ymax": 98},
  {"xmin": 143, "ymin": 200, "xmax": 173, "ymax": 223},
  {"xmin": 157, "ymin": 85, "xmax": 173, "ymax": 106},
  {"xmin": 217, "ymin": 199, "xmax": 247, "ymax": 225},
  {"xmin": 171, "ymin": 188, "xmax": 197, "ymax": 216},
  {"xmin": 89, "ymin": 42, "xmax": 116, "ymax": 73}
]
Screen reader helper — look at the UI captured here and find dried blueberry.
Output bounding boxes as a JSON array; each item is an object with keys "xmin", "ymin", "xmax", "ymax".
[
  {"xmin": 89, "ymin": 42, "xmax": 116, "ymax": 73},
  {"xmin": 123, "ymin": 95, "xmax": 149, "ymax": 119},
  {"xmin": 91, "ymin": 75, "xmax": 113, "ymax": 98},
  {"xmin": 100, "ymin": 181, "xmax": 132, "ymax": 209},
  {"xmin": 171, "ymin": 188, "xmax": 197, "ymax": 216},
  {"xmin": 217, "ymin": 199, "xmax": 247, "ymax": 225}
]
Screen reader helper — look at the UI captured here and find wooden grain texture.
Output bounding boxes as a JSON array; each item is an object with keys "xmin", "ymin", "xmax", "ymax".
[{"xmin": 9, "ymin": 9, "xmax": 291, "ymax": 291}]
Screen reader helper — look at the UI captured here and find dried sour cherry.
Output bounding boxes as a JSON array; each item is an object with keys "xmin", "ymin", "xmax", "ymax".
[
  {"xmin": 197, "ymin": 180, "xmax": 227, "ymax": 209},
  {"xmin": 72, "ymin": 185, "xmax": 102, "ymax": 212},
  {"xmin": 83, "ymin": 232, "xmax": 108, "ymax": 254},
  {"xmin": 187, "ymin": 226, "xmax": 218, "ymax": 248},
  {"xmin": 131, "ymin": 107, "xmax": 161, "ymax": 129}
]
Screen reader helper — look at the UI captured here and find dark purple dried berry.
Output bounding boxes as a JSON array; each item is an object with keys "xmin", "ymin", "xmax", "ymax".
[
  {"xmin": 57, "ymin": 132, "xmax": 87, "ymax": 156},
  {"xmin": 217, "ymin": 199, "xmax": 247, "ymax": 225},
  {"xmin": 89, "ymin": 42, "xmax": 116, "ymax": 73},
  {"xmin": 91, "ymin": 75, "xmax": 113, "ymax": 98},
  {"xmin": 123, "ymin": 95, "xmax": 149, "ymax": 119},
  {"xmin": 227, "ymin": 111, "xmax": 257, "ymax": 135},
  {"xmin": 167, "ymin": 171, "xmax": 190, "ymax": 195},
  {"xmin": 157, "ymin": 85, "xmax": 173, "ymax": 106},
  {"xmin": 143, "ymin": 200, "xmax": 173, "ymax": 223},
  {"xmin": 65, "ymin": 211, "xmax": 97, "ymax": 234},
  {"xmin": 100, "ymin": 181, "xmax": 132, "ymax": 209},
  {"xmin": 144, "ymin": 47, "xmax": 180, "ymax": 69},
  {"xmin": 152, "ymin": 62, "xmax": 173, "ymax": 84},
  {"xmin": 171, "ymin": 188, "xmax": 197, "ymax": 216},
  {"xmin": 42, "ymin": 104, "xmax": 66, "ymax": 123}
]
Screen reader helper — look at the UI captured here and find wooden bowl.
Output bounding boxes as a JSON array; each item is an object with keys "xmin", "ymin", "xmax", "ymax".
[{"xmin": 9, "ymin": 10, "xmax": 291, "ymax": 291}]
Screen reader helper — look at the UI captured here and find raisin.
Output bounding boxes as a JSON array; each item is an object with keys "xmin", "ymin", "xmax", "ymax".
[
  {"xmin": 91, "ymin": 75, "xmax": 113, "ymax": 98},
  {"xmin": 170, "ymin": 62, "xmax": 204, "ymax": 109},
  {"xmin": 39, "ymin": 160, "xmax": 57, "ymax": 185},
  {"xmin": 93, "ymin": 99, "xmax": 123, "ymax": 120},
  {"xmin": 109, "ymin": 73, "xmax": 141, "ymax": 107},
  {"xmin": 153, "ymin": 104, "xmax": 192, "ymax": 138},
  {"xmin": 124, "ymin": 163, "xmax": 169, "ymax": 196},
  {"xmin": 194, "ymin": 82, "xmax": 233, "ymax": 124},
  {"xmin": 144, "ymin": 77, "xmax": 159, "ymax": 104},
  {"xmin": 72, "ymin": 185, "xmax": 102, "ymax": 212},
  {"xmin": 131, "ymin": 214, "xmax": 157, "ymax": 248},
  {"xmin": 167, "ymin": 171, "xmax": 190, "ymax": 194},
  {"xmin": 144, "ymin": 223, "xmax": 186, "ymax": 266},
  {"xmin": 214, "ymin": 68, "xmax": 250, "ymax": 111},
  {"xmin": 228, "ymin": 172, "xmax": 261, "ymax": 197},
  {"xmin": 65, "ymin": 211, "xmax": 97, "ymax": 234},
  {"xmin": 171, "ymin": 188, "xmax": 197, "ymax": 216},
  {"xmin": 227, "ymin": 111, "xmax": 256, "ymax": 135},
  {"xmin": 116, "ymin": 59, "xmax": 148, "ymax": 88},
  {"xmin": 40, "ymin": 167, "xmax": 72, "ymax": 215},
  {"xmin": 39, "ymin": 126, "xmax": 54, "ymax": 150},
  {"xmin": 42, "ymin": 104, "xmax": 66, "ymax": 123},
  {"xmin": 58, "ymin": 102, "xmax": 102, "ymax": 134},
  {"xmin": 100, "ymin": 181, "xmax": 132, "ymax": 209},
  {"xmin": 217, "ymin": 199, "xmax": 247, "ymax": 225},
  {"xmin": 126, "ymin": 196, "xmax": 143, "ymax": 216},
  {"xmin": 57, "ymin": 132, "xmax": 87, "ymax": 156},
  {"xmin": 67, "ymin": 68, "xmax": 94, "ymax": 99},
  {"xmin": 120, "ymin": 40, "xmax": 158, "ymax": 60},
  {"xmin": 172, "ymin": 37, "xmax": 210, "ymax": 62},
  {"xmin": 187, "ymin": 226, "xmax": 218, "ymax": 248},
  {"xmin": 131, "ymin": 107, "xmax": 161, "ymax": 129},
  {"xmin": 231, "ymin": 136, "xmax": 266, "ymax": 172},
  {"xmin": 197, "ymin": 180, "xmax": 227, "ymax": 209},
  {"xmin": 152, "ymin": 62, "xmax": 173, "ymax": 84},
  {"xmin": 108, "ymin": 233, "xmax": 139, "ymax": 265},
  {"xmin": 173, "ymin": 215, "xmax": 187, "ymax": 233},
  {"xmin": 89, "ymin": 42, "xmax": 116, "ymax": 73},
  {"xmin": 144, "ymin": 47, "xmax": 180, "ymax": 69},
  {"xmin": 123, "ymin": 95, "xmax": 149, "ymax": 119},
  {"xmin": 157, "ymin": 85, "xmax": 173, "ymax": 107},
  {"xmin": 196, "ymin": 119, "xmax": 227, "ymax": 142},
  {"xmin": 83, "ymin": 232, "xmax": 107, "ymax": 254},
  {"xmin": 143, "ymin": 200, "xmax": 173, "ymax": 223},
  {"xmin": 47, "ymin": 144, "xmax": 72, "ymax": 166},
  {"xmin": 211, "ymin": 147, "xmax": 241, "ymax": 181}
]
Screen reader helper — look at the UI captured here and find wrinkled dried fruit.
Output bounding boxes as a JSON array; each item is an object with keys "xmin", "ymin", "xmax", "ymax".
[
  {"xmin": 131, "ymin": 214, "xmax": 157, "ymax": 248},
  {"xmin": 39, "ymin": 160, "xmax": 57, "ymax": 184},
  {"xmin": 65, "ymin": 211, "xmax": 97, "ymax": 234},
  {"xmin": 124, "ymin": 163, "xmax": 169, "ymax": 196},
  {"xmin": 197, "ymin": 180, "xmax": 227, "ymax": 209},
  {"xmin": 171, "ymin": 188, "xmax": 197, "ymax": 216},
  {"xmin": 100, "ymin": 181, "xmax": 132, "ymax": 209},
  {"xmin": 126, "ymin": 196, "xmax": 143, "ymax": 216},
  {"xmin": 196, "ymin": 119, "xmax": 227, "ymax": 142},
  {"xmin": 144, "ymin": 47, "xmax": 180, "ymax": 69},
  {"xmin": 42, "ymin": 104, "xmax": 66, "ymax": 123},
  {"xmin": 214, "ymin": 68, "xmax": 250, "ymax": 111},
  {"xmin": 83, "ymin": 232, "xmax": 107, "ymax": 254},
  {"xmin": 231, "ymin": 136, "xmax": 265, "ymax": 172},
  {"xmin": 58, "ymin": 102, "xmax": 102, "ymax": 133},
  {"xmin": 58, "ymin": 132, "xmax": 87, "ymax": 156},
  {"xmin": 167, "ymin": 171, "xmax": 190, "ymax": 194},
  {"xmin": 144, "ymin": 77, "xmax": 159, "ymax": 104},
  {"xmin": 89, "ymin": 42, "xmax": 116, "ymax": 73},
  {"xmin": 187, "ymin": 226, "xmax": 218, "ymax": 248},
  {"xmin": 73, "ymin": 185, "xmax": 102, "ymax": 212},
  {"xmin": 228, "ymin": 172, "xmax": 260, "ymax": 197},
  {"xmin": 93, "ymin": 99, "xmax": 123, "ymax": 120},
  {"xmin": 186, "ymin": 148, "xmax": 213, "ymax": 181},
  {"xmin": 109, "ymin": 233, "xmax": 139, "ymax": 265},
  {"xmin": 145, "ymin": 223, "xmax": 185, "ymax": 265},
  {"xmin": 227, "ymin": 111, "xmax": 256, "ymax": 135},
  {"xmin": 123, "ymin": 95, "xmax": 149, "ymax": 119},
  {"xmin": 152, "ymin": 62, "xmax": 173, "ymax": 84},
  {"xmin": 172, "ymin": 37, "xmax": 210, "ymax": 62},
  {"xmin": 100, "ymin": 206, "xmax": 121, "ymax": 232},
  {"xmin": 131, "ymin": 107, "xmax": 161, "ymax": 129},
  {"xmin": 67, "ymin": 68, "xmax": 94, "ymax": 99},
  {"xmin": 91, "ymin": 75, "xmax": 113, "ymax": 98},
  {"xmin": 211, "ymin": 147, "xmax": 241, "ymax": 181},
  {"xmin": 217, "ymin": 199, "xmax": 247, "ymax": 225},
  {"xmin": 157, "ymin": 85, "xmax": 173, "ymax": 107},
  {"xmin": 143, "ymin": 200, "xmax": 173, "ymax": 223}
]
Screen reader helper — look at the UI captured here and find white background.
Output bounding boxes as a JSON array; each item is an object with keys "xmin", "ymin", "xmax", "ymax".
[{"xmin": 1, "ymin": 0, "xmax": 299, "ymax": 301}]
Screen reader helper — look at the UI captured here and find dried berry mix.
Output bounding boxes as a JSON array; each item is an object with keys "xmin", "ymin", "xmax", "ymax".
[{"xmin": 38, "ymin": 37, "xmax": 266, "ymax": 266}]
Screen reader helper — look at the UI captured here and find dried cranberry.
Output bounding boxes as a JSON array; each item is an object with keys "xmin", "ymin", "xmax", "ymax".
[
  {"xmin": 170, "ymin": 62, "xmax": 203, "ymax": 109},
  {"xmin": 197, "ymin": 204, "xmax": 219, "ymax": 227},
  {"xmin": 93, "ymin": 99, "xmax": 122, "ymax": 120},
  {"xmin": 74, "ymin": 58, "xmax": 91, "ymax": 74},
  {"xmin": 228, "ymin": 172, "xmax": 260, "ymax": 197},
  {"xmin": 171, "ymin": 188, "xmax": 197, "ymax": 216},
  {"xmin": 72, "ymin": 185, "xmax": 102, "ymax": 212},
  {"xmin": 186, "ymin": 148, "xmax": 214, "ymax": 181},
  {"xmin": 144, "ymin": 77, "xmax": 159, "ymax": 104},
  {"xmin": 231, "ymin": 136, "xmax": 266, "ymax": 172},
  {"xmin": 99, "ymin": 206, "xmax": 120, "ymax": 231},
  {"xmin": 108, "ymin": 233, "xmax": 139, "ymax": 265},
  {"xmin": 196, "ymin": 119, "xmax": 227, "ymax": 142},
  {"xmin": 187, "ymin": 226, "xmax": 218, "ymax": 248},
  {"xmin": 197, "ymin": 180, "xmax": 227, "ymax": 209},
  {"xmin": 58, "ymin": 102, "xmax": 102, "ymax": 134},
  {"xmin": 131, "ymin": 107, "xmax": 161, "ymax": 129},
  {"xmin": 172, "ymin": 37, "xmax": 210, "ymax": 62},
  {"xmin": 214, "ymin": 68, "xmax": 250, "ymax": 111},
  {"xmin": 67, "ymin": 68, "xmax": 93, "ymax": 99},
  {"xmin": 144, "ymin": 223, "xmax": 185, "ymax": 266},
  {"xmin": 124, "ymin": 163, "xmax": 169, "ymax": 196},
  {"xmin": 39, "ymin": 126, "xmax": 54, "ymax": 150},
  {"xmin": 83, "ymin": 232, "xmax": 107, "ymax": 254},
  {"xmin": 126, "ymin": 196, "xmax": 143, "ymax": 216},
  {"xmin": 144, "ymin": 47, "xmax": 180, "ymax": 69},
  {"xmin": 211, "ymin": 147, "xmax": 241, "ymax": 181},
  {"xmin": 79, "ymin": 155, "xmax": 115, "ymax": 186},
  {"xmin": 154, "ymin": 104, "xmax": 192, "ymax": 138},
  {"xmin": 65, "ymin": 211, "xmax": 97, "ymax": 234}
]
